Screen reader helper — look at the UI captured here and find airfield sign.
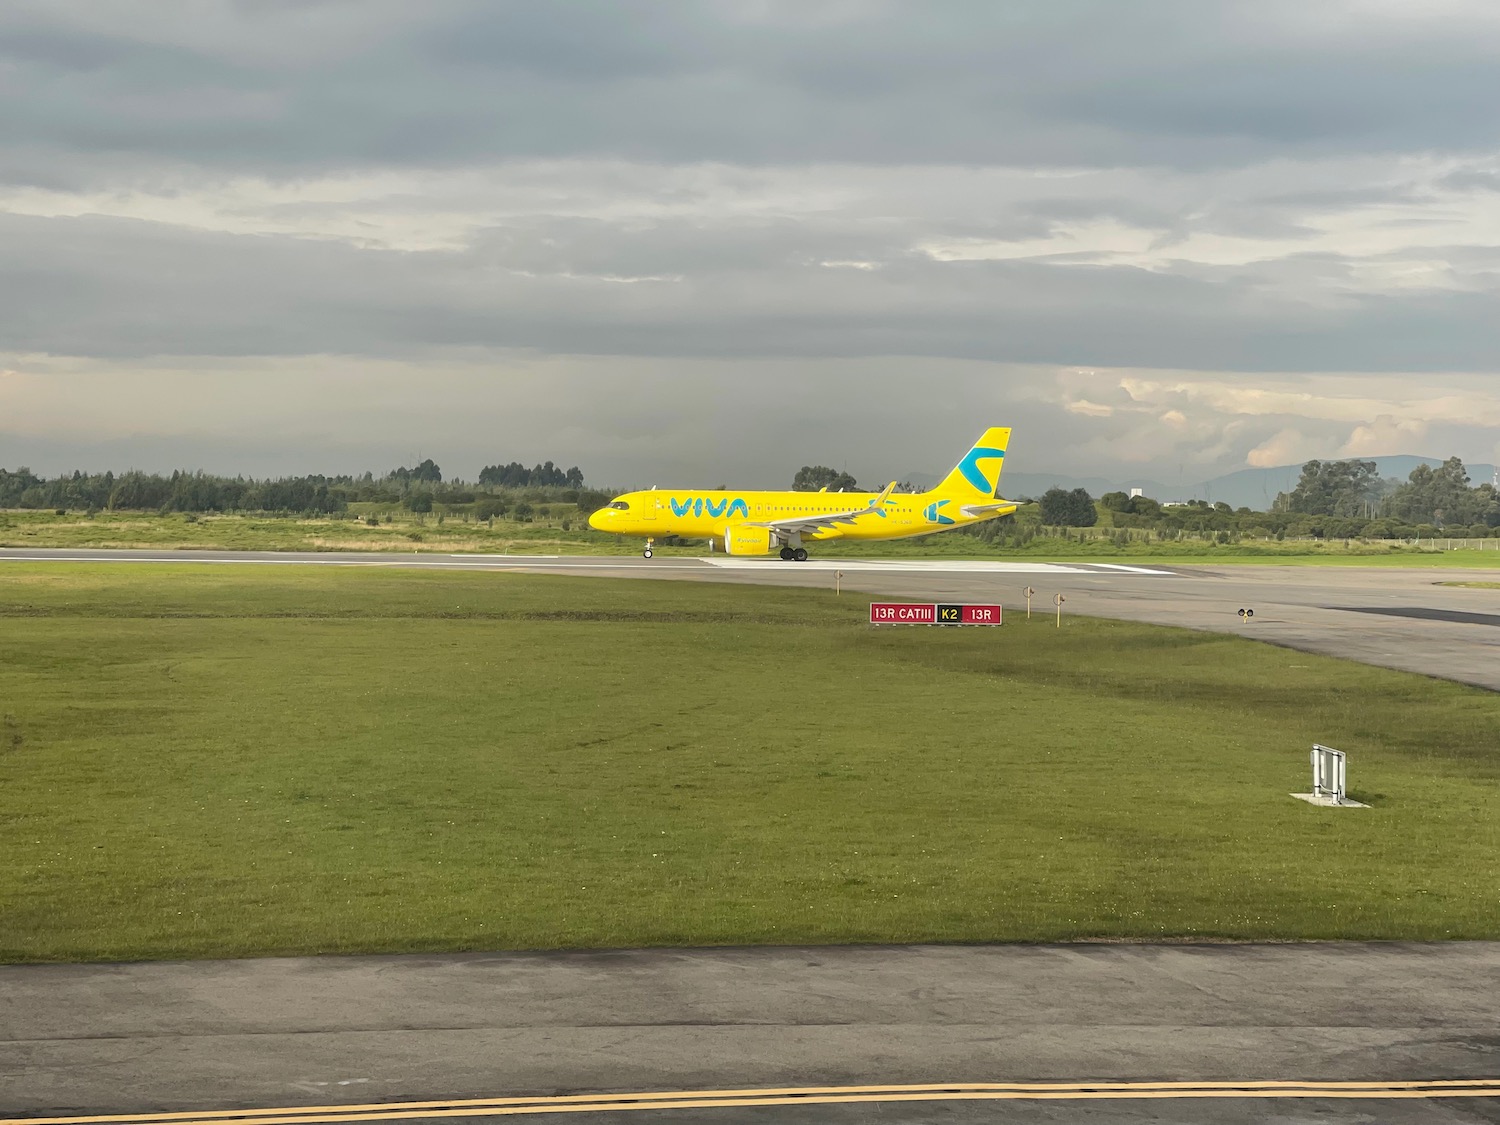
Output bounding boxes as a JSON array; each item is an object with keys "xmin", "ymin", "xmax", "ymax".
[{"xmin": 870, "ymin": 602, "xmax": 1001, "ymax": 625}]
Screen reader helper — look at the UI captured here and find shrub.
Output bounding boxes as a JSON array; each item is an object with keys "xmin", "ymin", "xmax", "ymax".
[{"xmin": 576, "ymin": 490, "xmax": 610, "ymax": 514}]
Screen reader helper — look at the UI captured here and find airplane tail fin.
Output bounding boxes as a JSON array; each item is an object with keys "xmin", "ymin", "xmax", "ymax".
[{"xmin": 932, "ymin": 427, "xmax": 1011, "ymax": 499}]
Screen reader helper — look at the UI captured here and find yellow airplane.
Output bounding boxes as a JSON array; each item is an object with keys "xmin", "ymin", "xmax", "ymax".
[{"xmin": 588, "ymin": 427, "xmax": 1017, "ymax": 559}]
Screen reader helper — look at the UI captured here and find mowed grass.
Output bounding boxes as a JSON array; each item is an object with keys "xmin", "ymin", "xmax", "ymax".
[
  {"xmin": 6, "ymin": 508, "xmax": 1500, "ymax": 565},
  {"xmin": 1, "ymin": 564, "xmax": 1497, "ymax": 962}
]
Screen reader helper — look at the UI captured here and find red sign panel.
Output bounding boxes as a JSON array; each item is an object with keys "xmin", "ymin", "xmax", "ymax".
[
  {"xmin": 870, "ymin": 602, "xmax": 937, "ymax": 624},
  {"xmin": 870, "ymin": 602, "xmax": 1002, "ymax": 625}
]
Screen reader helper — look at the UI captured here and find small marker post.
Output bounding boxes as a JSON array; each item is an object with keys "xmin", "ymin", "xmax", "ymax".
[
  {"xmin": 1054, "ymin": 593, "xmax": 1065, "ymax": 628},
  {"xmin": 1024, "ymin": 586, "xmax": 1035, "ymax": 619},
  {"xmin": 835, "ymin": 569, "xmax": 843, "ymax": 596}
]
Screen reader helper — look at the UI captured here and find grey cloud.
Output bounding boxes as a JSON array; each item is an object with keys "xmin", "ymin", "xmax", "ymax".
[
  {"xmin": 1438, "ymin": 168, "xmax": 1500, "ymax": 193},
  {"xmin": 3, "ymin": 211, "xmax": 1496, "ymax": 373},
  {"xmin": 3, "ymin": 1, "xmax": 1499, "ymax": 184},
  {"xmin": 5, "ymin": 1, "xmax": 1500, "ymax": 485}
]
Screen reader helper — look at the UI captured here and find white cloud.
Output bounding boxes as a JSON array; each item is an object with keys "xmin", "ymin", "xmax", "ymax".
[
  {"xmin": 1340, "ymin": 414, "xmax": 1430, "ymax": 456},
  {"xmin": 1066, "ymin": 399, "xmax": 1114, "ymax": 417},
  {"xmin": 1248, "ymin": 428, "xmax": 1317, "ymax": 467}
]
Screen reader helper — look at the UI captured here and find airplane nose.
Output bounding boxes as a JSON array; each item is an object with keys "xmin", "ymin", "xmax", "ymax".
[{"xmin": 587, "ymin": 509, "xmax": 604, "ymax": 530}]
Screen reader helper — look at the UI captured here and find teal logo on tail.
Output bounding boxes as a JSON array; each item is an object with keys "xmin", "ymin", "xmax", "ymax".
[
  {"xmin": 923, "ymin": 498, "xmax": 956, "ymax": 525},
  {"xmin": 956, "ymin": 446, "xmax": 1005, "ymax": 494}
]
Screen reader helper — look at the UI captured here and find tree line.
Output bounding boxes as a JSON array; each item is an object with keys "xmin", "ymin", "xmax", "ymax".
[
  {"xmin": 1272, "ymin": 457, "xmax": 1499, "ymax": 528},
  {"xmin": 1022, "ymin": 456, "xmax": 1500, "ymax": 540},
  {"xmin": 0, "ymin": 458, "xmax": 595, "ymax": 514}
]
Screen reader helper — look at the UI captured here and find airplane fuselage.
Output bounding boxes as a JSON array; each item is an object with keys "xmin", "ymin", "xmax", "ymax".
[
  {"xmin": 587, "ymin": 489, "xmax": 1008, "ymax": 543},
  {"xmin": 587, "ymin": 427, "xmax": 1017, "ymax": 558}
]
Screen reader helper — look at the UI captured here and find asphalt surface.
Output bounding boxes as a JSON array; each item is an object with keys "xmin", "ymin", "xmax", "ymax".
[
  {"xmin": 4, "ymin": 548, "xmax": 1500, "ymax": 1122},
  {"xmin": 3, "ymin": 547, "xmax": 1499, "ymax": 689},
  {"xmin": 5, "ymin": 943, "xmax": 1500, "ymax": 1123}
]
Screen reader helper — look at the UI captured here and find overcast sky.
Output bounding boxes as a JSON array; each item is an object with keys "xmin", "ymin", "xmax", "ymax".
[{"xmin": 2, "ymin": 0, "xmax": 1498, "ymax": 488}]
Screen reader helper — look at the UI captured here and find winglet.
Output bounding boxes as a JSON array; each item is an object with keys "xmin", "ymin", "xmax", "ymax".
[{"xmin": 870, "ymin": 480, "xmax": 898, "ymax": 508}]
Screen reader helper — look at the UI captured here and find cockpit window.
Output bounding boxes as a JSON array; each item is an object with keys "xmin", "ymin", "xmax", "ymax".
[{"xmin": 607, "ymin": 500, "xmax": 630, "ymax": 510}]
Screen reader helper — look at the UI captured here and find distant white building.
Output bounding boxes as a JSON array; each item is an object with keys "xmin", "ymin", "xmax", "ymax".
[{"xmin": 1129, "ymin": 487, "xmax": 1144, "ymax": 499}]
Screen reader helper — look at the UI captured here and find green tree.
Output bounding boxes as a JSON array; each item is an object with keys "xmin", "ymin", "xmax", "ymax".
[
  {"xmin": 575, "ymin": 490, "xmax": 609, "ymax": 515},
  {"xmin": 1039, "ymin": 487, "xmax": 1097, "ymax": 527},
  {"xmin": 390, "ymin": 459, "xmax": 442, "ymax": 485},
  {"xmin": 407, "ymin": 492, "xmax": 433, "ymax": 513},
  {"xmin": 1386, "ymin": 458, "xmax": 1482, "ymax": 527},
  {"xmin": 1277, "ymin": 459, "xmax": 1384, "ymax": 517},
  {"xmin": 793, "ymin": 465, "xmax": 860, "ymax": 492}
]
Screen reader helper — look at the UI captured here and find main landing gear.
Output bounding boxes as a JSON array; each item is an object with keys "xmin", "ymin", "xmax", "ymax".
[
  {"xmin": 643, "ymin": 538, "xmax": 654, "ymax": 559},
  {"xmin": 779, "ymin": 546, "xmax": 809, "ymax": 562}
]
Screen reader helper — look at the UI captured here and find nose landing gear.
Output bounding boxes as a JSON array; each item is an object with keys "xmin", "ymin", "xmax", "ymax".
[{"xmin": 643, "ymin": 538, "xmax": 654, "ymax": 559}]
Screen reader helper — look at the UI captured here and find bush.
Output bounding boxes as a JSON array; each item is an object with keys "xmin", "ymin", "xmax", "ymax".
[
  {"xmin": 1038, "ymin": 487, "xmax": 1097, "ymax": 527},
  {"xmin": 513, "ymin": 502, "xmax": 534, "ymax": 521},
  {"xmin": 365, "ymin": 515, "xmax": 380, "ymax": 527},
  {"xmin": 576, "ymin": 490, "xmax": 610, "ymax": 515},
  {"xmin": 407, "ymin": 493, "xmax": 433, "ymax": 514}
]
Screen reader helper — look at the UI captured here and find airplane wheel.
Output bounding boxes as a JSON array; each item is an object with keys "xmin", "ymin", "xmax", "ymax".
[
  {"xmin": 794, "ymin": 548, "xmax": 808, "ymax": 562},
  {"xmin": 779, "ymin": 547, "xmax": 794, "ymax": 561},
  {"xmin": 643, "ymin": 548, "xmax": 653, "ymax": 559}
]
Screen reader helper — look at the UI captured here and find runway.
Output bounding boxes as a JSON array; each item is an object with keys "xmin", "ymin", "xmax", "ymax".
[
  {"xmin": 3, "ymin": 547, "xmax": 1498, "ymax": 690},
  {"xmin": 5, "ymin": 943, "xmax": 1500, "ymax": 1124}
]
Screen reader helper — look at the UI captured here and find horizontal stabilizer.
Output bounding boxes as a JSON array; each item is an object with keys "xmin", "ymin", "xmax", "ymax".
[{"xmin": 960, "ymin": 499, "xmax": 1018, "ymax": 518}]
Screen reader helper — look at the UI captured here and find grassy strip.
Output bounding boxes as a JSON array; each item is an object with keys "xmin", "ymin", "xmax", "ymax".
[
  {"xmin": 1, "ymin": 564, "xmax": 1498, "ymax": 961},
  {"xmin": 5, "ymin": 509, "xmax": 1500, "ymax": 565}
]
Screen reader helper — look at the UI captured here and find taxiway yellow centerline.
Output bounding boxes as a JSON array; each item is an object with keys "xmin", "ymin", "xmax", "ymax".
[{"xmin": 9, "ymin": 1079, "xmax": 1500, "ymax": 1125}]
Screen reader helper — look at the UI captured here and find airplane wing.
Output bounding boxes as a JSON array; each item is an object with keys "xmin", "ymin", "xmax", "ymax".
[{"xmin": 746, "ymin": 481, "xmax": 899, "ymax": 535}]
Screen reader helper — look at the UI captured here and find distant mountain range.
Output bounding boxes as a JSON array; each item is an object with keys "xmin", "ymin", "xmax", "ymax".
[{"xmin": 901, "ymin": 455, "xmax": 1500, "ymax": 512}]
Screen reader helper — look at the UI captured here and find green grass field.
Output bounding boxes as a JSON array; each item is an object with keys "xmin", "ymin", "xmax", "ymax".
[
  {"xmin": 5, "ymin": 508, "xmax": 1500, "ymax": 565},
  {"xmin": 2, "ymin": 564, "xmax": 1498, "ymax": 962}
]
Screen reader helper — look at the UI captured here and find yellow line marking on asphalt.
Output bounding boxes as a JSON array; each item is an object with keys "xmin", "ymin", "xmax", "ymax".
[{"xmin": 10, "ymin": 1080, "xmax": 1500, "ymax": 1124}]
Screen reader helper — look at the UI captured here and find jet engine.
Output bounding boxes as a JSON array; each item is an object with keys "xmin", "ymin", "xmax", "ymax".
[{"xmin": 724, "ymin": 526, "xmax": 774, "ymax": 555}]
